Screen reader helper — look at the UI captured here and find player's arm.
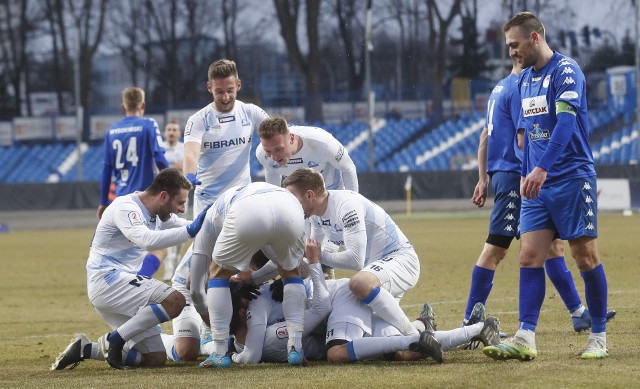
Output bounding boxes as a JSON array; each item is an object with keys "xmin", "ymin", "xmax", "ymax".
[
  {"xmin": 320, "ymin": 202, "xmax": 367, "ymax": 271},
  {"xmin": 183, "ymin": 118, "xmax": 204, "ymax": 185},
  {"xmin": 114, "ymin": 207, "xmax": 192, "ymax": 251},
  {"xmin": 471, "ymin": 127, "xmax": 489, "ymax": 208},
  {"xmin": 231, "ymin": 302, "xmax": 269, "ymax": 364},
  {"xmin": 98, "ymin": 136, "xmax": 114, "ymax": 219},
  {"xmin": 522, "ymin": 101, "xmax": 577, "ymax": 200},
  {"xmin": 183, "ymin": 142, "xmax": 200, "ymax": 176},
  {"xmin": 302, "ymin": 253, "xmax": 331, "ymax": 333},
  {"xmin": 327, "ymin": 141, "xmax": 358, "ymax": 192},
  {"xmin": 150, "ymin": 120, "xmax": 169, "ymax": 170}
]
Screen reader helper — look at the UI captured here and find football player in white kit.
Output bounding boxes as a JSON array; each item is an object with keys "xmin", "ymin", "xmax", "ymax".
[
  {"xmin": 283, "ymin": 168, "xmax": 421, "ymax": 338},
  {"xmin": 188, "ymin": 182, "xmax": 309, "ymax": 368},
  {"xmin": 257, "ymin": 116, "xmax": 358, "ymax": 279},
  {"xmin": 227, "ymin": 245, "xmax": 331, "ymax": 364},
  {"xmin": 51, "ymin": 169, "xmax": 210, "ymax": 370},
  {"xmin": 183, "ymin": 59, "xmax": 269, "ymax": 215},
  {"xmin": 256, "ymin": 116, "xmax": 358, "ymax": 191}
]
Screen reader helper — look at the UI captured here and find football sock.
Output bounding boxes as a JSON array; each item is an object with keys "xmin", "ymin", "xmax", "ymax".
[
  {"xmin": 160, "ymin": 333, "xmax": 178, "ymax": 361},
  {"xmin": 545, "ymin": 256, "xmax": 583, "ymax": 313},
  {"xmin": 138, "ymin": 254, "xmax": 161, "ymax": 277},
  {"xmin": 362, "ymin": 287, "xmax": 416, "ymax": 336},
  {"xmin": 123, "ymin": 348, "xmax": 142, "ymax": 367},
  {"xmin": 434, "ymin": 324, "xmax": 482, "ymax": 351},
  {"xmin": 83, "ymin": 343, "xmax": 104, "ymax": 360},
  {"xmin": 412, "ymin": 320, "xmax": 425, "ymax": 333},
  {"xmin": 207, "ymin": 278, "xmax": 232, "ymax": 356},
  {"xmin": 465, "ymin": 266, "xmax": 495, "ymax": 320},
  {"xmin": 571, "ymin": 305, "xmax": 586, "ymax": 317},
  {"xmin": 116, "ymin": 304, "xmax": 170, "ymax": 341},
  {"xmin": 519, "ymin": 267, "xmax": 545, "ymax": 332},
  {"xmin": 283, "ymin": 277, "xmax": 306, "ymax": 351},
  {"xmin": 514, "ymin": 328, "xmax": 536, "ymax": 346},
  {"xmin": 348, "ymin": 334, "xmax": 420, "ymax": 362},
  {"xmin": 581, "ymin": 264, "xmax": 608, "ymax": 333}
]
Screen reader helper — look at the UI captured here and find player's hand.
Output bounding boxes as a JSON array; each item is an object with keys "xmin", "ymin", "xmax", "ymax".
[
  {"xmin": 186, "ymin": 204, "xmax": 211, "ymax": 237},
  {"xmin": 185, "ymin": 173, "xmax": 201, "ymax": 187},
  {"xmin": 268, "ymin": 279, "xmax": 284, "ymax": 302},
  {"xmin": 471, "ymin": 178, "xmax": 489, "ymax": 208},
  {"xmin": 521, "ymin": 167, "xmax": 547, "ymax": 200},
  {"xmin": 305, "ymin": 239, "xmax": 321, "ymax": 264},
  {"xmin": 231, "ymin": 269, "xmax": 255, "ymax": 284},
  {"xmin": 96, "ymin": 205, "xmax": 108, "ymax": 220}
]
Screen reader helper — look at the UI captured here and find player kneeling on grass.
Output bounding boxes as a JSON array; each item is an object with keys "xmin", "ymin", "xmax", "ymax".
[{"xmin": 51, "ymin": 168, "xmax": 210, "ymax": 370}]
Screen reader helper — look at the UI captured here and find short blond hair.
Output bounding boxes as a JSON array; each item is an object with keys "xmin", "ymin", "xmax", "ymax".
[
  {"xmin": 122, "ymin": 87, "xmax": 145, "ymax": 111},
  {"xmin": 258, "ymin": 116, "xmax": 290, "ymax": 140},
  {"xmin": 208, "ymin": 59, "xmax": 239, "ymax": 81}
]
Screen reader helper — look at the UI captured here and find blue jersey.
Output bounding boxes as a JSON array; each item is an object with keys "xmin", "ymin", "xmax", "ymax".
[
  {"xmin": 103, "ymin": 116, "xmax": 165, "ymax": 197},
  {"xmin": 518, "ymin": 52, "xmax": 595, "ymax": 185},
  {"xmin": 485, "ymin": 73, "xmax": 523, "ymax": 174}
]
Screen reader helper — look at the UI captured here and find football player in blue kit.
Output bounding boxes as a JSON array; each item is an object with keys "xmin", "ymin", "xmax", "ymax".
[
  {"xmin": 484, "ymin": 12, "xmax": 611, "ymax": 361},
  {"xmin": 464, "ymin": 55, "xmax": 614, "ymax": 345}
]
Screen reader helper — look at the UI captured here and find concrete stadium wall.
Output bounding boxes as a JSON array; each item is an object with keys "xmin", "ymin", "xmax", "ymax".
[{"xmin": 1, "ymin": 165, "xmax": 639, "ymax": 211}]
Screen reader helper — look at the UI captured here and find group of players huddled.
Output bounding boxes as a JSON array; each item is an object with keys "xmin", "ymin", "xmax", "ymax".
[{"xmin": 51, "ymin": 11, "xmax": 613, "ymax": 372}]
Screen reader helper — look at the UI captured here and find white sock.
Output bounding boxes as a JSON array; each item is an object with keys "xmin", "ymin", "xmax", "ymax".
[
  {"xmin": 350, "ymin": 334, "xmax": 419, "ymax": 361},
  {"xmin": 514, "ymin": 329, "xmax": 536, "ymax": 346},
  {"xmin": 412, "ymin": 319, "xmax": 426, "ymax": 333},
  {"xmin": 160, "ymin": 333, "xmax": 177, "ymax": 361},
  {"xmin": 433, "ymin": 325, "xmax": 480, "ymax": 351},
  {"xmin": 590, "ymin": 332, "xmax": 606, "ymax": 342},
  {"xmin": 283, "ymin": 281, "xmax": 306, "ymax": 351},
  {"xmin": 364, "ymin": 288, "xmax": 416, "ymax": 336},
  {"xmin": 85, "ymin": 343, "xmax": 104, "ymax": 360},
  {"xmin": 571, "ymin": 305, "xmax": 586, "ymax": 317},
  {"xmin": 117, "ymin": 304, "xmax": 170, "ymax": 341},
  {"xmin": 207, "ymin": 283, "xmax": 232, "ymax": 356}
]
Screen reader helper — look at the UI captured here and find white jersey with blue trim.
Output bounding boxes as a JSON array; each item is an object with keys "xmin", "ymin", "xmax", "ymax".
[
  {"xmin": 86, "ymin": 193, "xmax": 190, "ymax": 294},
  {"xmin": 256, "ymin": 125, "xmax": 358, "ymax": 191},
  {"xmin": 310, "ymin": 190, "xmax": 412, "ymax": 268},
  {"xmin": 184, "ymin": 100, "xmax": 269, "ymax": 205}
]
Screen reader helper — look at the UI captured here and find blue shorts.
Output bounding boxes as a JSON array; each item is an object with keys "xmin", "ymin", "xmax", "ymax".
[
  {"xmin": 488, "ymin": 171, "xmax": 521, "ymax": 237},
  {"xmin": 520, "ymin": 176, "xmax": 598, "ymax": 240}
]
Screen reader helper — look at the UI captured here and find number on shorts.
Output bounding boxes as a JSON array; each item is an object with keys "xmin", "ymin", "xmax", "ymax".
[
  {"xmin": 326, "ymin": 328, "xmax": 334, "ymax": 338},
  {"xmin": 369, "ymin": 264, "xmax": 383, "ymax": 272},
  {"xmin": 129, "ymin": 275, "xmax": 149, "ymax": 287}
]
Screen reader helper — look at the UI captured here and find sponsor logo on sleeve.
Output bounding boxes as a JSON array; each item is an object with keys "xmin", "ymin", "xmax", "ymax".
[
  {"xmin": 342, "ymin": 210, "xmax": 360, "ymax": 229},
  {"xmin": 128, "ymin": 211, "xmax": 144, "ymax": 226},
  {"xmin": 321, "ymin": 219, "xmax": 331, "ymax": 226},
  {"xmin": 307, "ymin": 161, "xmax": 319, "ymax": 168},
  {"xmin": 563, "ymin": 77, "xmax": 576, "ymax": 85},
  {"xmin": 184, "ymin": 121, "xmax": 193, "ymax": 136},
  {"xmin": 559, "ymin": 91, "xmax": 579, "ymax": 100},
  {"xmin": 561, "ymin": 67, "xmax": 575, "ymax": 75},
  {"xmin": 522, "ymin": 96, "xmax": 548, "ymax": 117},
  {"xmin": 288, "ymin": 158, "xmax": 303, "ymax": 164},
  {"xmin": 335, "ymin": 146, "xmax": 345, "ymax": 162},
  {"xmin": 543, "ymin": 75, "xmax": 550, "ymax": 88},
  {"xmin": 276, "ymin": 325, "xmax": 288, "ymax": 339},
  {"xmin": 492, "ymin": 85, "xmax": 504, "ymax": 94}
]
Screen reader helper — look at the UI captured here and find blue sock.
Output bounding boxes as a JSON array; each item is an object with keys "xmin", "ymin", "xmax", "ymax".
[
  {"xmin": 581, "ymin": 264, "xmax": 608, "ymax": 333},
  {"xmin": 107, "ymin": 330, "xmax": 125, "ymax": 347},
  {"xmin": 545, "ymin": 256, "xmax": 582, "ymax": 312},
  {"xmin": 465, "ymin": 266, "xmax": 495, "ymax": 320},
  {"xmin": 138, "ymin": 254, "xmax": 161, "ymax": 277},
  {"xmin": 519, "ymin": 267, "xmax": 546, "ymax": 332}
]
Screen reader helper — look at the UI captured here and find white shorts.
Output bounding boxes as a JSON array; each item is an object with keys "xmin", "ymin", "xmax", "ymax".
[
  {"xmin": 213, "ymin": 191, "xmax": 305, "ymax": 272},
  {"xmin": 89, "ymin": 270, "xmax": 174, "ymax": 353},
  {"xmin": 325, "ymin": 279, "xmax": 372, "ymax": 343},
  {"xmin": 361, "ymin": 247, "xmax": 420, "ymax": 298},
  {"xmin": 172, "ymin": 304, "xmax": 202, "ymax": 340}
]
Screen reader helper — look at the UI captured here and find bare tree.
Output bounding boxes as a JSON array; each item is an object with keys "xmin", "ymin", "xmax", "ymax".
[
  {"xmin": 425, "ymin": 0, "xmax": 462, "ymax": 119},
  {"xmin": 0, "ymin": 0, "xmax": 38, "ymax": 116},
  {"xmin": 43, "ymin": 0, "xmax": 73, "ymax": 114},
  {"xmin": 67, "ymin": 0, "xmax": 109, "ymax": 136},
  {"xmin": 273, "ymin": 0, "xmax": 323, "ymax": 122}
]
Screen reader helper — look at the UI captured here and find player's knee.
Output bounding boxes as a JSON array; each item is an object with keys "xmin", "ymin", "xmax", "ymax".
[
  {"xmin": 326, "ymin": 345, "xmax": 351, "ymax": 364},
  {"xmin": 163, "ymin": 291, "xmax": 187, "ymax": 318},
  {"xmin": 349, "ymin": 273, "xmax": 378, "ymax": 300},
  {"xmin": 174, "ymin": 339, "xmax": 199, "ymax": 361},
  {"xmin": 140, "ymin": 352, "xmax": 167, "ymax": 367},
  {"xmin": 547, "ymin": 239, "xmax": 565, "ymax": 258}
]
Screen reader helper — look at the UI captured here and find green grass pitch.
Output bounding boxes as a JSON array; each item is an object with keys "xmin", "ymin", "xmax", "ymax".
[{"xmin": 1, "ymin": 212, "xmax": 639, "ymax": 388}]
